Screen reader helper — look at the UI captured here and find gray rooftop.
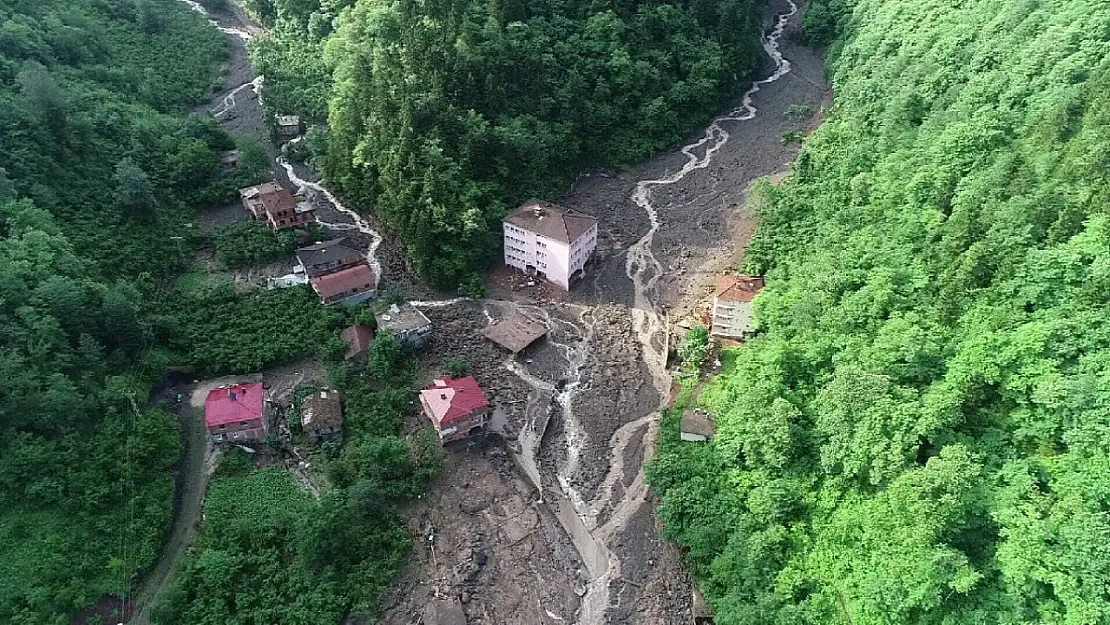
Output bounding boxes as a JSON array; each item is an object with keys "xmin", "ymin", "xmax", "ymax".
[
  {"xmin": 296, "ymin": 239, "xmax": 362, "ymax": 267},
  {"xmin": 376, "ymin": 303, "xmax": 431, "ymax": 334}
]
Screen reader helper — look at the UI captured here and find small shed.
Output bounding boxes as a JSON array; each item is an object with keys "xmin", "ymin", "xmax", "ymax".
[
  {"xmin": 481, "ymin": 312, "xmax": 548, "ymax": 353},
  {"xmin": 680, "ymin": 409, "xmax": 716, "ymax": 442},
  {"xmin": 340, "ymin": 325, "xmax": 375, "ymax": 363},
  {"xmin": 218, "ymin": 149, "xmax": 239, "ymax": 172},
  {"xmin": 276, "ymin": 114, "xmax": 302, "ymax": 137},
  {"xmin": 692, "ymin": 586, "xmax": 714, "ymax": 625},
  {"xmin": 301, "ymin": 388, "xmax": 343, "ymax": 444},
  {"xmin": 421, "ymin": 597, "xmax": 466, "ymax": 625}
]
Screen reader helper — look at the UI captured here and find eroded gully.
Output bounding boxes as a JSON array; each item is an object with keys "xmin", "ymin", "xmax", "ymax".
[{"xmin": 176, "ymin": 0, "xmax": 798, "ymax": 623}]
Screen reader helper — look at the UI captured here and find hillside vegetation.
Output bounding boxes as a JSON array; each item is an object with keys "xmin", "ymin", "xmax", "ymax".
[
  {"xmin": 248, "ymin": 0, "xmax": 768, "ymax": 286},
  {"xmin": 0, "ymin": 1, "xmax": 238, "ymax": 621},
  {"xmin": 649, "ymin": 1, "xmax": 1110, "ymax": 623}
]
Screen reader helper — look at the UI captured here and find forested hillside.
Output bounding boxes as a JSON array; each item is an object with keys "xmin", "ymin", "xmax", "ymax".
[
  {"xmin": 0, "ymin": 1, "xmax": 254, "ymax": 622},
  {"xmin": 248, "ymin": 0, "xmax": 767, "ymax": 286},
  {"xmin": 649, "ymin": 0, "xmax": 1110, "ymax": 623}
]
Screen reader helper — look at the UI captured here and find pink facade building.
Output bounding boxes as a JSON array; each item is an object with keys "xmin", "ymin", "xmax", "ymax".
[{"xmin": 503, "ymin": 200, "xmax": 598, "ymax": 290}]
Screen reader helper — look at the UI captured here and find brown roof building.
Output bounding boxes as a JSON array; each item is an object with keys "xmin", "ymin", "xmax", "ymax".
[
  {"xmin": 503, "ymin": 200, "xmax": 599, "ymax": 290},
  {"xmin": 710, "ymin": 275, "xmax": 764, "ymax": 339},
  {"xmin": 239, "ymin": 182, "xmax": 315, "ymax": 231},
  {"xmin": 296, "ymin": 239, "xmax": 364, "ymax": 278},
  {"xmin": 301, "ymin": 388, "xmax": 343, "ymax": 443},
  {"xmin": 482, "ymin": 312, "xmax": 548, "ymax": 353},
  {"xmin": 310, "ymin": 264, "xmax": 377, "ymax": 306},
  {"xmin": 340, "ymin": 325, "xmax": 375, "ymax": 363}
]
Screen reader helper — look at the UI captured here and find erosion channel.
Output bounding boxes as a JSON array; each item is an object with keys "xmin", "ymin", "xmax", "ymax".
[{"xmin": 167, "ymin": 0, "xmax": 829, "ymax": 622}]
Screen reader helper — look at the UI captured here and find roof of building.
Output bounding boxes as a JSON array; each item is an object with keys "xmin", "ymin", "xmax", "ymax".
[
  {"xmin": 296, "ymin": 239, "xmax": 363, "ymax": 268},
  {"xmin": 376, "ymin": 303, "xmax": 431, "ymax": 334},
  {"xmin": 259, "ymin": 186, "xmax": 296, "ymax": 216},
  {"xmin": 301, "ymin": 388, "xmax": 343, "ymax": 431},
  {"xmin": 276, "ymin": 114, "xmax": 301, "ymax": 125},
  {"xmin": 420, "ymin": 376, "xmax": 489, "ymax": 425},
  {"xmin": 219, "ymin": 150, "xmax": 239, "ymax": 163},
  {"xmin": 340, "ymin": 325, "xmax": 375, "ymax": 360},
  {"xmin": 239, "ymin": 181, "xmax": 283, "ymax": 199},
  {"xmin": 714, "ymin": 275, "xmax": 765, "ymax": 303},
  {"xmin": 422, "ymin": 597, "xmax": 467, "ymax": 625},
  {"xmin": 482, "ymin": 313, "xmax": 548, "ymax": 353},
  {"xmin": 692, "ymin": 586, "xmax": 714, "ymax": 619},
  {"xmin": 310, "ymin": 264, "xmax": 377, "ymax": 298},
  {"xmin": 205, "ymin": 383, "xmax": 265, "ymax": 427},
  {"xmin": 504, "ymin": 200, "xmax": 598, "ymax": 244},
  {"xmin": 680, "ymin": 409, "xmax": 716, "ymax": 439}
]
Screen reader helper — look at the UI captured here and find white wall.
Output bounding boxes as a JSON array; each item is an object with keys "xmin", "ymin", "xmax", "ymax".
[{"xmin": 504, "ymin": 220, "xmax": 597, "ymax": 290}]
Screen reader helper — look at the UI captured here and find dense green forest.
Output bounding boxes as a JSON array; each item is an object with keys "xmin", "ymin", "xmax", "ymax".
[
  {"xmin": 0, "ymin": 1, "xmax": 432, "ymax": 623},
  {"xmin": 649, "ymin": 0, "xmax": 1110, "ymax": 623},
  {"xmin": 247, "ymin": 0, "xmax": 767, "ymax": 286},
  {"xmin": 0, "ymin": 0, "xmax": 236, "ymax": 621}
]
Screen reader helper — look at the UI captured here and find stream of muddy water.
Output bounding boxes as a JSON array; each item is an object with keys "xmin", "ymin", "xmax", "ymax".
[{"xmin": 174, "ymin": 0, "xmax": 799, "ymax": 621}]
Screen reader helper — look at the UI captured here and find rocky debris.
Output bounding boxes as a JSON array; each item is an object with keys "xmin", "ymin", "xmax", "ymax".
[{"xmin": 378, "ymin": 447, "xmax": 581, "ymax": 625}]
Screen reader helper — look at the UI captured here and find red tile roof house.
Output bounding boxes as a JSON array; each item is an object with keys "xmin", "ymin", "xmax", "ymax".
[
  {"xmin": 205, "ymin": 383, "xmax": 269, "ymax": 444},
  {"xmin": 419, "ymin": 376, "xmax": 491, "ymax": 444},
  {"xmin": 310, "ymin": 263, "xmax": 378, "ymax": 305},
  {"xmin": 239, "ymin": 182, "xmax": 315, "ymax": 231}
]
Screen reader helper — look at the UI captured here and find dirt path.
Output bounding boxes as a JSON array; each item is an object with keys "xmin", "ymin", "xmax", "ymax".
[{"xmin": 129, "ymin": 379, "xmax": 230, "ymax": 625}]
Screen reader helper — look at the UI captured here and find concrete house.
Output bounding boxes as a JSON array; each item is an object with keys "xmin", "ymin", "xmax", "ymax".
[
  {"xmin": 301, "ymin": 388, "xmax": 344, "ymax": 444},
  {"xmin": 310, "ymin": 263, "xmax": 377, "ymax": 305},
  {"xmin": 239, "ymin": 182, "xmax": 315, "ymax": 231},
  {"xmin": 376, "ymin": 303, "xmax": 432, "ymax": 348},
  {"xmin": 205, "ymin": 383, "xmax": 268, "ymax": 443},
  {"xmin": 420, "ymin": 376, "xmax": 490, "ymax": 444},
  {"xmin": 340, "ymin": 325, "xmax": 375, "ymax": 363},
  {"xmin": 276, "ymin": 114, "xmax": 302, "ymax": 137},
  {"xmin": 710, "ymin": 275, "xmax": 764, "ymax": 340},
  {"xmin": 296, "ymin": 239, "xmax": 364, "ymax": 278},
  {"xmin": 503, "ymin": 200, "xmax": 599, "ymax": 290},
  {"xmin": 680, "ymin": 409, "xmax": 716, "ymax": 443}
]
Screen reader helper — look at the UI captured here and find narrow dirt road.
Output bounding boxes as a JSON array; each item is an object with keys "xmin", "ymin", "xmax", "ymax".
[{"xmin": 130, "ymin": 384, "xmax": 218, "ymax": 625}]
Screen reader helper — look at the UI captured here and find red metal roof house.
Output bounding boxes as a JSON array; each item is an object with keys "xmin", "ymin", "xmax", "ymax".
[
  {"xmin": 204, "ymin": 383, "xmax": 268, "ymax": 443},
  {"xmin": 419, "ymin": 376, "xmax": 490, "ymax": 444},
  {"xmin": 310, "ymin": 264, "xmax": 378, "ymax": 306}
]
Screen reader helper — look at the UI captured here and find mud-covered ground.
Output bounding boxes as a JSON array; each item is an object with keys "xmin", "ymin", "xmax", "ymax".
[{"xmin": 169, "ymin": 1, "xmax": 829, "ymax": 623}]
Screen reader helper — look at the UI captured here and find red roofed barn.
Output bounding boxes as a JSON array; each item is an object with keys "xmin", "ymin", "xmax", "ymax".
[
  {"xmin": 205, "ymin": 383, "xmax": 268, "ymax": 443},
  {"xmin": 419, "ymin": 376, "xmax": 490, "ymax": 444},
  {"xmin": 340, "ymin": 325, "xmax": 375, "ymax": 363}
]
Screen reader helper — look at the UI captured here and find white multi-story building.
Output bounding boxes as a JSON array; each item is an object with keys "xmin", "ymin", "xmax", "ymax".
[
  {"xmin": 711, "ymin": 275, "xmax": 764, "ymax": 339},
  {"xmin": 503, "ymin": 200, "xmax": 599, "ymax": 290}
]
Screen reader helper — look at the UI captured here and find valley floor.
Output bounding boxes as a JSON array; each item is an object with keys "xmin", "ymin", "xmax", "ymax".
[{"xmin": 145, "ymin": 0, "xmax": 829, "ymax": 623}]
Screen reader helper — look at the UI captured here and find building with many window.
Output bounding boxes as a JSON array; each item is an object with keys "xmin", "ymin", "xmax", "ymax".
[
  {"xmin": 503, "ymin": 200, "xmax": 598, "ymax": 290},
  {"xmin": 710, "ymin": 275, "xmax": 764, "ymax": 339}
]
